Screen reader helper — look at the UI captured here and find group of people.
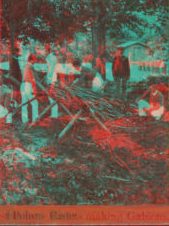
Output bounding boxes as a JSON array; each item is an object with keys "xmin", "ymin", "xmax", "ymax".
[
  {"xmin": 21, "ymin": 53, "xmax": 105, "ymax": 123},
  {"xmin": 112, "ymin": 48, "xmax": 166, "ymax": 120},
  {"xmin": 1, "ymin": 44, "xmax": 166, "ymax": 124},
  {"xmin": 20, "ymin": 46, "xmax": 133, "ymax": 124}
]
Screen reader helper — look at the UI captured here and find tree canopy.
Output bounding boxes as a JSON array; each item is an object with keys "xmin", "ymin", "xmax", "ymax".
[
  {"xmin": 1, "ymin": 0, "xmax": 168, "ymax": 78},
  {"xmin": 2, "ymin": 0, "xmax": 168, "ymax": 44}
]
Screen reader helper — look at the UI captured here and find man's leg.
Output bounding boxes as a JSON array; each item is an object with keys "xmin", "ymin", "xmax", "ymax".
[
  {"xmin": 6, "ymin": 111, "xmax": 12, "ymax": 123},
  {"xmin": 49, "ymin": 97, "xmax": 58, "ymax": 118},
  {"xmin": 138, "ymin": 99, "xmax": 150, "ymax": 116},
  {"xmin": 31, "ymin": 97, "xmax": 39, "ymax": 122},
  {"xmin": 114, "ymin": 77, "xmax": 120, "ymax": 94},
  {"xmin": 21, "ymin": 92, "xmax": 29, "ymax": 123},
  {"xmin": 149, "ymin": 104, "xmax": 165, "ymax": 120},
  {"xmin": 20, "ymin": 82, "xmax": 31, "ymax": 123},
  {"xmin": 122, "ymin": 77, "xmax": 128, "ymax": 99}
]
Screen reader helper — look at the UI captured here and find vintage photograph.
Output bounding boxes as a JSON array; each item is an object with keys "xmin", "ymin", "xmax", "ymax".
[{"xmin": 0, "ymin": 0, "xmax": 168, "ymax": 218}]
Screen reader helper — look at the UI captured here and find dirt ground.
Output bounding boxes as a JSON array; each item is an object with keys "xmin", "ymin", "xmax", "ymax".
[{"xmin": 0, "ymin": 79, "xmax": 168, "ymax": 205}]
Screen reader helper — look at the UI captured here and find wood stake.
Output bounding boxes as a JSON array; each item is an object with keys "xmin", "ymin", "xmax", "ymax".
[
  {"xmin": 9, "ymin": 96, "xmax": 39, "ymax": 117},
  {"xmin": 89, "ymin": 107, "xmax": 111, "ymax": 133},
  {"xmin": 28, "ymin": 100, "xmax": 58, "ymax": 129},
  {"xmin": 57, "ymin": 109, "xmax": 83, "ymax": 140},
  {"xmin": 136, "ymin": 86, "xmax": 152, "ymax": 103},
  {"xmin": 36, "ymin": 80, "xmax": 72, "ymax": 117}
]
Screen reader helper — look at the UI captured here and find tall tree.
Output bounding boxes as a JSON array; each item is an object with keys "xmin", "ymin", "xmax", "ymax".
[
  {"xmin": 1, "ymin": 0, "xmax": 57, "ymax": 82},
  {"xmin": 2, "ymin": 0, "xmax": 168, "ymax": 81},
  {"xmin": 2, "ymin": 0, "xmax": 28, "ymax": 83},
  {"xmin": 51, "ymin": 0, "xmax": 163, "ymax": 79}
]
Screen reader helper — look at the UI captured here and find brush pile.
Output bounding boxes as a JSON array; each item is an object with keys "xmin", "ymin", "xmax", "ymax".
[{"xmin": 49, "ymin": 83, "xmax": 137, "ymax": 119}]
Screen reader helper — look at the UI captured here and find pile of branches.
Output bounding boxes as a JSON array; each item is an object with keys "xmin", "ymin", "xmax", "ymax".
[
  {"xmin": 49, "ymin": 83, "xmax": 137, "ymax": 120},
  {"xmin": 0, "ymin": 81, "xmax": 167, "ymax": 205}
]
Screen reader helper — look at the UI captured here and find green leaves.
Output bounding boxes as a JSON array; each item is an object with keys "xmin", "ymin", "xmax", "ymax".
[{"xmin": 2, "ymin": 0, "xmax": 167, "ymax": 45}]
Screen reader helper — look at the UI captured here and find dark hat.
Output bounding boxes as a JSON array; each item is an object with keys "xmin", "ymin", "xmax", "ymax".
[
  {"xmin": 27, "ymin": 54, "xmax": 37, "ymax": 62},
  {"xmin": 73, "ymin": 58, "xmax": 82, "ymax": 67}
]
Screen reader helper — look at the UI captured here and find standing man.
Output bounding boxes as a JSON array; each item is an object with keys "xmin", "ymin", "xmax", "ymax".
[
  {"xmin": 47, "ymin": 53, "xmax": 65, "ymax": 118},
  {"xmin": 48, "ymin": 56, "xmax": 81, "ymax": 118},
  {"xmin": 46, "ymin": 47, "xmax": 58, "ymax": 85},
  {"xmin": 20, "ymin": 54, "xmax": 38, "ymax": 124},
  {"xmin": 112, "ymin": 48, "xmax": 130, "ymax": 99}
]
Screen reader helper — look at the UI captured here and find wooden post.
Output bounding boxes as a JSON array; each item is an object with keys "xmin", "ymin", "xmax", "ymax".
[
  {"xmin": 35, "ymin": 80, "xmax": 72, "ymax": 117},
  {"xmin": 136, "ymin": 86, "xmax": 152, "ymax": 104},
  {"xmin": 56, "ymin": 109, "xmax": 83, "ymax": 140},
  {"xmin": 28, "ymin": 100, "xmax": 58, "ymax": 129},
  {"xmin": 60, "ymin": 103, "xmax": 72, "ymax": 117},
  {"xmin": 89, "ymin": 108, "xmax": 111, "ymax": 133},
  {"xmin": 10, "ymin": 96, "xmax": 39, "ymax": 117},
  {"xmin": 4, "ymin": 73, "xmax": 20, "ymax": 86}
]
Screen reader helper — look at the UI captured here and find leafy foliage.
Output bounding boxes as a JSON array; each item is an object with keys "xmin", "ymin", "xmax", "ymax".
[{"xmin": 2, "ymin": 0, "xmax": 167, "ymax": 42}]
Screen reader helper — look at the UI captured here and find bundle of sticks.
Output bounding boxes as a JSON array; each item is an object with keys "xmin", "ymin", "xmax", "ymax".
[{"xmin": 49, "ymin": 83, "xmax": 137, "ymax": 120}]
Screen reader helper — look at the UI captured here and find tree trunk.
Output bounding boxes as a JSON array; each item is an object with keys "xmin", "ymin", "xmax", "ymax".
[
  {"xmin": 9, "ymin": 19, "xmax": 22, "ymax": 85},
  {"xmin": 91, "ymin": 24, "xmax": 106, "ymax": 81},
  {"xmin": 97, "ymin": 24, "xmax": 106, "ymax": 80},
  {"xmin": 9, "ymin": 21, "xmax": 15, "ymax": 78},
  {"xmin": 91, "ymin": 1, "xmax": 106, "ymax": 81},
  {"xmin": 91, "ymin": 1, "xmax": 98, "ymax": 69},
  {"xmin": 9, "ymin": 19, "xmax": 22, "ymax": 107},
  {"xmin": 91, "ymin": 25, "xmax": 98, "ymax": 68}
]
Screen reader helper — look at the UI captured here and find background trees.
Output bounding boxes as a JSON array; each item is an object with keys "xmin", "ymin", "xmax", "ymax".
[
  {"xmin": 1, "ymin": 0, "xmax": 168, "ymax": 80},
  {"xmin": 1, "ymin": 0, "xmax": 57, "ymax": 80}
]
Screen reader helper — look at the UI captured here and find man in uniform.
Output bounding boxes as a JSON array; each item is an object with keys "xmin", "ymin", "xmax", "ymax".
[{"xmin": 112, "ymin": 48, "xmax": 130, "ymax": 99}]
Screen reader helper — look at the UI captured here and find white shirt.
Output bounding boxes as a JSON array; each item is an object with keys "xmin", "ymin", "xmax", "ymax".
[
  {"xmin": 52, "ymin": 63, "xmax": 104, "ymax": 92},
  {"xmin": 46, "ymin": 53, "xmax": 58, "ymax": 84},
  {"xmin": 92, "ymin": 72, "xmax": 104, "ymax": 92},
  {"xmin": 52, "ymin": 63, "xmax": 80, "ymax": 83}
]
